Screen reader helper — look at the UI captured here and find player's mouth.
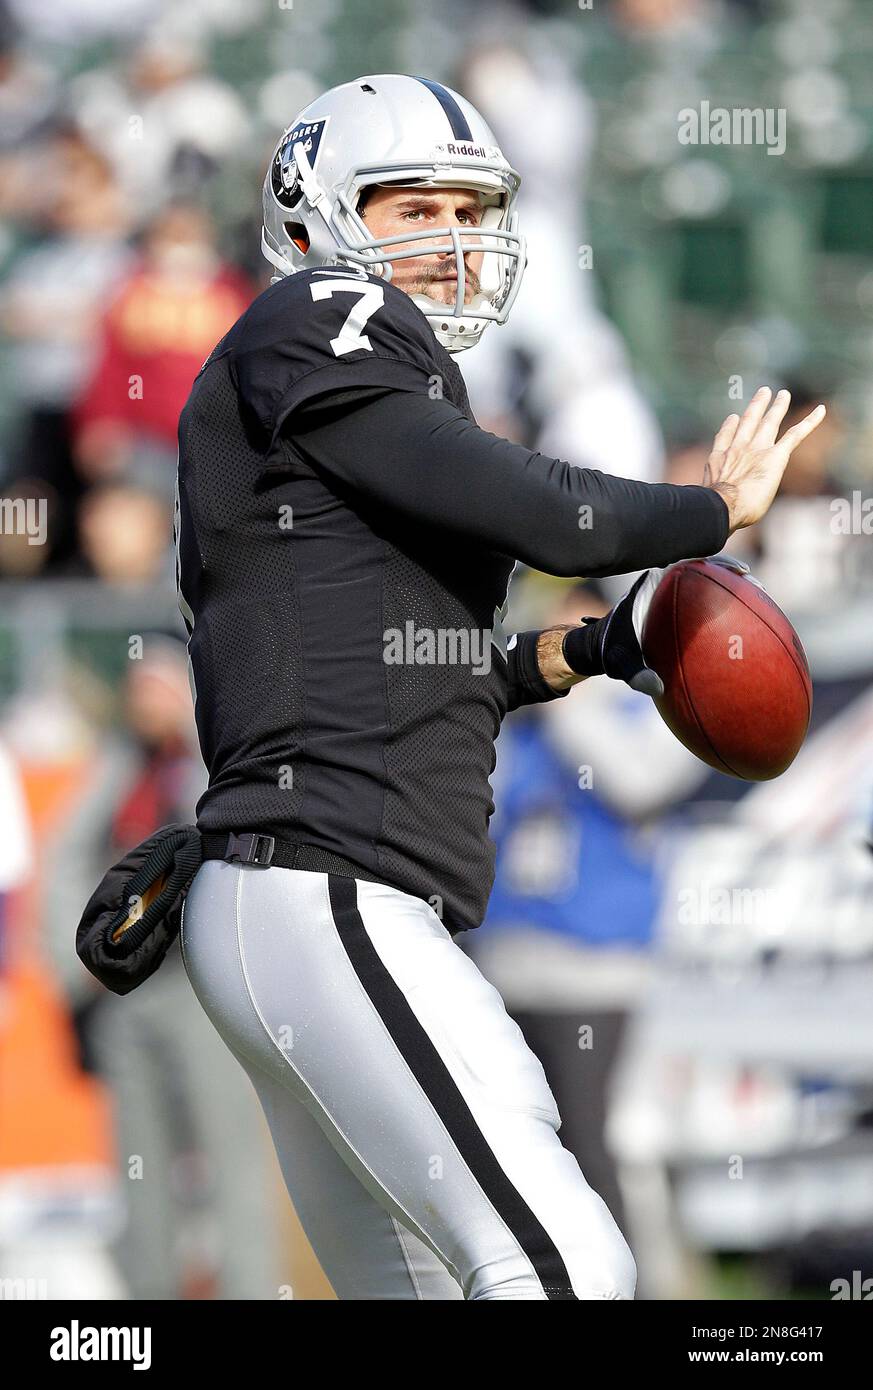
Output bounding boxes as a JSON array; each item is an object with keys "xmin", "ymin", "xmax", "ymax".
[
  {"xmin": 411, "ymin": 263, "xmax": 481, "ymax": 302},
  {"xmin": 432, "ymin": 271, "xmax": 479, "ymax": 294}
]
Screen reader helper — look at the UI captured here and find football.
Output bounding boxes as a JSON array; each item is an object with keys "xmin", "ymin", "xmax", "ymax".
[{"xmin": 642, "ymin": 558, "xmax": 813, "ymax": 781}]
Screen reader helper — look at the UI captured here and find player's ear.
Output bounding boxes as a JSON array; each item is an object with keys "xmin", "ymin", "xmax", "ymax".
[{"xmin": 356, "ymin": 186, "xmax": 374, "ymax": 221}]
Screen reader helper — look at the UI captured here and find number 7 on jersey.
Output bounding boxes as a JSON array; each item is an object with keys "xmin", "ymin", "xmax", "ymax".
[{"xmin": 310, "ymin": 278, "xmax": 385, "ymax": 357}]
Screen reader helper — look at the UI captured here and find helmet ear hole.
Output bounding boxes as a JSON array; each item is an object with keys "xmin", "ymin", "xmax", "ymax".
[
  {"xmin": 356, "ymin": 186, "xmax": 375, "ymax": 217},
  {"xmin": 284, "ymin": 221, "xmax": 310, "ymax": 253}
]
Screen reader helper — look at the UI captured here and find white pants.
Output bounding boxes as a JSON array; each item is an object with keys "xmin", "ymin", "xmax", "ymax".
[{"xmin": 180, "ymin": 860, "xmax": 636, "ymax": 1301}]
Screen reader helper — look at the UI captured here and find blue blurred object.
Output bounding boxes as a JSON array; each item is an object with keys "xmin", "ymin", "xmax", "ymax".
[{"xmin": 482, "ymin": 713, "xmax": 659, "ymax": 948}]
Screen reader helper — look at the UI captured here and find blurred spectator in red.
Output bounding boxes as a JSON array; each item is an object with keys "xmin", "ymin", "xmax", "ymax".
[
  {"xmin": 1, "ymin": 124, "xmax": 132, "ymax": 569},
  {"xmin": 73, "ymin": 202, "xmax": 252, "ymax": 499}
]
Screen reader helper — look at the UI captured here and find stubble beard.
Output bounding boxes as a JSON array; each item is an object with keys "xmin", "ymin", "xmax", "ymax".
[{"xmin": 403, "ymin": 258, "xmax": 482, "ymax": 304}]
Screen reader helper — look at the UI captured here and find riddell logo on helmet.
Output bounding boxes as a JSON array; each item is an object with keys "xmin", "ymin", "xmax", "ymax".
[{"xmin": 437, "ymin": 142, "xmax": 500, "ymax": 160}]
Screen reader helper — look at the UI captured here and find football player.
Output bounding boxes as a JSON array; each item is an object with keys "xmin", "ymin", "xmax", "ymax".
[{"xmin": 175, "ymin": 74, "xmax": 824, "ymax": 1299}]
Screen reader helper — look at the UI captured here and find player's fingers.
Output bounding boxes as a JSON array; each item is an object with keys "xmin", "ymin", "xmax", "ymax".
[
  {"xmin": 754, "ymin": 389, "xmax": 791, "ymax": 448},
  {"xmin": 731, "ymin": 386, "xmax": 772, "ymax": 451},
  {"xmin": 709, "ymin": 413, "xmax": 740, "ymax": 459},
  {"xmin": 779, "ymin": 403, "xmax": 827, "ymax": 453}
]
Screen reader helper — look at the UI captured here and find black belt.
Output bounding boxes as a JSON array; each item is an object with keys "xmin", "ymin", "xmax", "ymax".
[{"xmin": 200, "ymin": 831, "xmax": 385, "ymax": 885}]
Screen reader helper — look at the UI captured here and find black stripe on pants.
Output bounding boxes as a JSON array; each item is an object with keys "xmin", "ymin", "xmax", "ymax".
[{"xmin": 327, "ymin": 874, "xmax": 577, "ymax": 1299}]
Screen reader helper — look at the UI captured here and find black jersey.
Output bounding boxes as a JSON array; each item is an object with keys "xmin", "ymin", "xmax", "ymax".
[
  {"xmin": 176, "ymin": 266, "xmax": 729, "ymax": 933},
  {"xmin": 178, "ymin": 268, "xmax": 523, "ymax": 933}
]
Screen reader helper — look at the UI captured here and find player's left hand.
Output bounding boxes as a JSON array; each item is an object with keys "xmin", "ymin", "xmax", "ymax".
[{"xmin": 562, "ymin": 554, "xmax": 750, "ymax": 698}]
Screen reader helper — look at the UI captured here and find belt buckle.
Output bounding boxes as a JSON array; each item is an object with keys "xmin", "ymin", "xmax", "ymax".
[{"xmin": 225, "ymin": 832, "xmax": 275, "ymax": 867}]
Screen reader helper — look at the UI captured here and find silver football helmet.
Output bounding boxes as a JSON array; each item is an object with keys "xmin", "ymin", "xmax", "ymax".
[{"xmin": 262, "ymin": 73, "xmax": 526, "ymax": 353}]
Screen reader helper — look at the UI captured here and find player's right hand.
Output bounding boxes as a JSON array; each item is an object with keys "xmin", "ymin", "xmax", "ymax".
[
  {"xmin": 564, "ymin": 553, "xmax": 754, "ymax": 700},
  {"xmin": 705, "ymin": 387, "xmax": 826, "ymax": 533},
  {"xmin": 563, "ymin": 569, "xmax": 666, "ymax": 698}
]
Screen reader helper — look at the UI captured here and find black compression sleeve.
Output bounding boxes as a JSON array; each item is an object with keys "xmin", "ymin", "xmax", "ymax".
[
  {"xmin": 290, "ymin": 387, "xmax": 730, "ymax": 578},
  {"xmin": 506, "ymin": 630, "xmax": 570, "ymax": 712}
]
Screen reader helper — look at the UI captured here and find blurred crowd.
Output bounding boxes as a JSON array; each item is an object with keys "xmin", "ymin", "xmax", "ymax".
[{"xmin": 1, "ymin": 0, "xmax": 873, "ymax": 1300}]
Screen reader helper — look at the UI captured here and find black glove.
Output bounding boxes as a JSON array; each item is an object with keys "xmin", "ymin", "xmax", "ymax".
[
  {"xmin": 562, "ymin": 556, "xmax": 751, "ymax": 699},
  {"xmin": 562, "ymin": 571, "xmax": 665, "ymax": 697}
]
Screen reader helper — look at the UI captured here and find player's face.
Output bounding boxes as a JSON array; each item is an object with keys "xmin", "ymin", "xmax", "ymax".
[{"xmin": 359, "ymin": 186, "xmax": 485, "ymax": 306}]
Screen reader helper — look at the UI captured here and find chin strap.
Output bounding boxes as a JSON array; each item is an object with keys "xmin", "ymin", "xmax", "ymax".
[
  {"xmin": 437, "ymin": 329, "xmax": 482, "ymax": 354},
  {"xmin": 410, "ymin": 292, "xmax": 492, "ymax": 352}
]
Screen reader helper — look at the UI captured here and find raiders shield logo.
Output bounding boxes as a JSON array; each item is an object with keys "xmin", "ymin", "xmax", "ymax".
[{"xmin": 271, "ymin": 117, "xmax": 329, "ymax": 209}]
